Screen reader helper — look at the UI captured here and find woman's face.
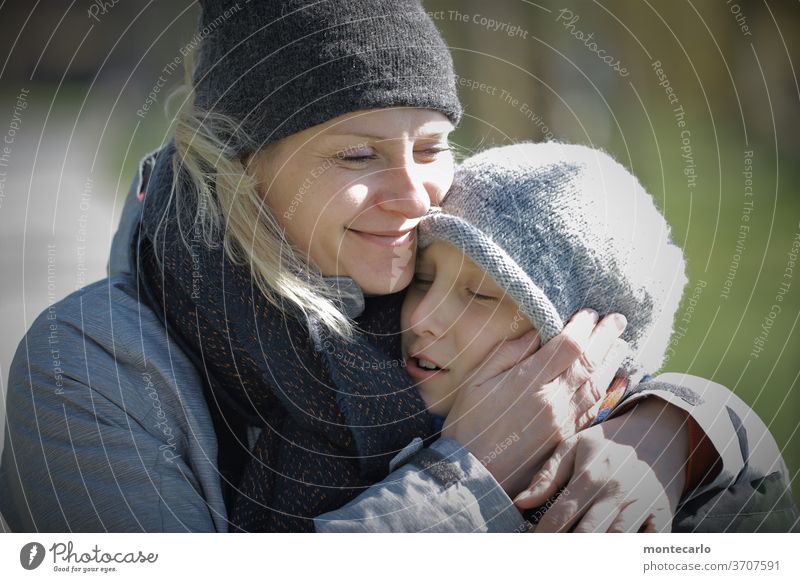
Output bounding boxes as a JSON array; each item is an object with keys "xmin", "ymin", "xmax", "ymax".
[
  {"xmin": 400, "ymin": 241, "xmax": 535, "ymax": 416},
  {"xmin": 251, "ymin": 108, "xmax": 455, "ymax": 295}
]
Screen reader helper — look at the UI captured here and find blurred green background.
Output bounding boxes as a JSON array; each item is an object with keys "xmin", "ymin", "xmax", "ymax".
[{"xmin": 0, "ymin": 1, "xmax": 798, "ymax": 504}]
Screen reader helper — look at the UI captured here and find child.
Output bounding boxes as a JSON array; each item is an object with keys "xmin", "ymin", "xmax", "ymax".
[
  {"xmin": 317, "ymin": 142, "xmax": 797, "ymax": 532},
  {"xmin": 401, "ymin": 141, "xmax": 687, "ymax": 432}
]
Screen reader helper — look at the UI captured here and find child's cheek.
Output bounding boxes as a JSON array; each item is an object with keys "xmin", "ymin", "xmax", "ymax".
[
  {"xmin": 418, "ymin": 382, "xmax": 455, "ymax": 417},
  {"xmin": 505, "ymin": 310, "xmax": 535, "ymax": 340}
]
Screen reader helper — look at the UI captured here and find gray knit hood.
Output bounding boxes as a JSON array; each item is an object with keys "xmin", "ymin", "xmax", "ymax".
[{"xmin": 419, "ymin": 142, "xmax": 688, "ymax": 382}]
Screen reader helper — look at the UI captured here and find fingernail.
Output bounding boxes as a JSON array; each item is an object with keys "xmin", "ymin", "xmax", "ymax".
[
  {"xmin": 613, "ymin": 314, "xmax": 627, "ymax": 331},
  {"xmin": 513, "ymin": 490, "xmax": 532, "ymax": 504}
]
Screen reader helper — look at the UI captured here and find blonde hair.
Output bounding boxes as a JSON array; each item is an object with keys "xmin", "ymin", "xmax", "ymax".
[{"xmin": 161, "ymin": 47, "xmax": 354, "ymax": 338}]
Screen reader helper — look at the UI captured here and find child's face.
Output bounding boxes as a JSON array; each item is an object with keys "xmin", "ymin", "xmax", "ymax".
[{"xmin": 400, "ymin": 240, "xmax": 535, "ymax": 416}]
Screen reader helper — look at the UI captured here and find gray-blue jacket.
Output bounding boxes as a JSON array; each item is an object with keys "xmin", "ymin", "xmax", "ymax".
[{"xmin": 0, "ymin": 147, "xmax": 794, "ymax": 532}]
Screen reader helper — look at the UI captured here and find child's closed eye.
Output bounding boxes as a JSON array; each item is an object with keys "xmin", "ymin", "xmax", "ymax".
[
  {"xmin": 411, "ymin": 274, "xmax": 433, "ymax": 289},
  {"xmin": 467, "ymin": 288, "xmax": 499, "ymax": 302}
]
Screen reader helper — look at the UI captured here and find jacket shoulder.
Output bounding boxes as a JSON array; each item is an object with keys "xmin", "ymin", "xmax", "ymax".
[
  {"xmin": 641, "ymin": 372, "xmax": 793, "ymax": 504},
  {"xmin": 9, "ymin": 274, "xmax": 205, "ymax": 428},
  {"xmin": 3, "ymin": 275, "xmax": 225, "ymax": 532}
]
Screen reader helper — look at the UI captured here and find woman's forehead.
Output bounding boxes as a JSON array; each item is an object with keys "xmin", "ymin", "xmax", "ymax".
[{"xmin": 321, "ymin": 109, "xmax": 454, "ymax": 138}]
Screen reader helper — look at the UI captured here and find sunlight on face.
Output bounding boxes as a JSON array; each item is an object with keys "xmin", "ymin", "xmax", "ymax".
[
  {"xmin": 400, "ymin": 241, "xmax": 535, "ymax": 415},
  {"xmin": 250, "ymin": 108, "xmax": 455, "ymax": 295}
]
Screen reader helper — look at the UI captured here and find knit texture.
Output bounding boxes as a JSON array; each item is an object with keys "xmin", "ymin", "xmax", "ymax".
[
  {"xmin": 194, "ymin": 0, "xmax": 462, "ymax": 152},
  {"xmin": 419, "ymin": 142, "xmax": 688, "ymax": 381}
]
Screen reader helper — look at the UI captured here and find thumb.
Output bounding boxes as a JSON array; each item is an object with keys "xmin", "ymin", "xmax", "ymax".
[
  {"xmin": 467, "ymin": 330, "xmax": 540, "ymax": 386},
  {"xmin": 513, "ymin": 438, "xmax": 577, "ymax": 509}
]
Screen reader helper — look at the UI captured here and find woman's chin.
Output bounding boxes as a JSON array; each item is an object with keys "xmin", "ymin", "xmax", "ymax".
[{"xmin": 350, "ymin": 266, "xmax": 414, "ymax": 296}]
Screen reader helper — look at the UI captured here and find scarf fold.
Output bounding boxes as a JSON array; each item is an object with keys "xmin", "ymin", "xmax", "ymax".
[{"xmin": 137, "ymin": 141, "xmax": 436, "ymax": 531}]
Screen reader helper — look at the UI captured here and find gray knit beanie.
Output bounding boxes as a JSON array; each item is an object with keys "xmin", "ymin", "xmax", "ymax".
[
  {"xmin": 419, "ymin": 142, "xmax": 688, "ymax": 382},
  {"xmin": 193, "ymin": 0, "xmax": 462, "ymax": 153}
]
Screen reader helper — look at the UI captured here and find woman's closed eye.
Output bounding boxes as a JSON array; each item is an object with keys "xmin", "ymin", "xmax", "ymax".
[
  {"xmin": 414, "ymin": 145, "xmax": 451, "ymax": 163},
  {"xmin": 336, "ymin": 146, "xmax": 378, "ymax": 163}
]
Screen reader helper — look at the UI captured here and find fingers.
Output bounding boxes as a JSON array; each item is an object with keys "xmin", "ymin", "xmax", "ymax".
[
  {"xmin": 524, "ymin": 310, "xmax": 627, "ymax": 392},
  {"xmin": 534, "ymin": 497, "xmax": 588, "ymax": 533},
  {"xmin": 527, "ymin": 309, "xmax": 598, "ymax": 384},
  {"xmin": 608, "ymin": 502, "xmax": 672, "ymax": 533},
  {"xmin": 467, "ymin": 329, "xmax": 541, "ymax": 386},
  {"xmin": 513, "ymin": 438, "xmax": 577, "ymax": 509},
  {"xmin": 563, "ymin": 313, "xmax": 627, "ymax": 389},
  {"xmin": 584, "ymin": 314, "xmax": 628, "ymax": 373},
  {"xmin": 592, "ymin": 338, "xmax": 628, "ymax": 398},
  {"xmin": 572, "ymin": 497, "xmax": 630, "ymax": 533},
  {"xmin": 571, "ymin": 339, "xmax": 628, "ymax": 428},
  {"xmin": 573, "ymin": 385, "xmax": 600, "ymax": 430}
]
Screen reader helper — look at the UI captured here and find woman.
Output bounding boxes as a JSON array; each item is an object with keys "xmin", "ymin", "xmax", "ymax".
[{"xmin": 0, "ymin": 0, "xmax": 791, "ymax": 533}]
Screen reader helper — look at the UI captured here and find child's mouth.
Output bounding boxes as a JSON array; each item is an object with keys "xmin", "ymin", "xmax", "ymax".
[
  {"xmin": 417, "ymin": 358, "xmax": 441, "ymax": 371},
  {"xmin": 405, "ymin": 355, "xmax": 448, "ymax": 380}
]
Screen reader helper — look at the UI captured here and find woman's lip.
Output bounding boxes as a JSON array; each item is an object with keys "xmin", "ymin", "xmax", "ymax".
[
  {"xmin": 405, "ymin": 356, "xmax": 448, "ymax": 381},
  {"xmin": 347, "ymin": 228, "xmax": 416, "ymax": 248}
]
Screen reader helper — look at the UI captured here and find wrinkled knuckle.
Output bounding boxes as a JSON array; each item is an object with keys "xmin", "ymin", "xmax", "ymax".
[
  {"xmin": 575, "ymin": 409, "xmax": 594, "ymax": 431},
  {"xmin": 537, "ymin": 466, "xmax": 555, "ymax": 484},
  {"xmin": 578, "ymin": 469, "xmax": 604, "ymax": 489},
  {"xmin": 604, "ymin": 479, "xmax": 626, "ymax": 499},
  {"xmin": 555, "ymin": 427, "xmax": 572, "ymax": 443},
  {"xmin": 551, "ymin": 421, "xmax": 569, "ymax": 443},
  {"xmin": 580, "ymin": 478, "xmax": 602, "ymax": 495},
  {"xmin": 588, "ymin": 379, "xmax": 602, "ymax": 401},
  {"xmin": 559, "ymin": 335, "xmax": 583, "ymax": 359},
  {"xmin": 578, "ymin": 351, "xmax": 596, "ymax": 375}
]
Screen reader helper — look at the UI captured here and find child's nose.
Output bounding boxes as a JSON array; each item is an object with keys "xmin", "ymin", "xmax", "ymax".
[{"xmin": 410, "ymin": 289, "xmax": 448, "ymax": 338}]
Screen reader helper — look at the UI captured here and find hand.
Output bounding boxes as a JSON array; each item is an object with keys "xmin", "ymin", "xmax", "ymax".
[
  {"xmin": 513, "ymin": 398, "xmax": 690, "ymax": 532},
  {"xmin": 441, "ymin": 309, "xmax": 628, "ymax": 499}
]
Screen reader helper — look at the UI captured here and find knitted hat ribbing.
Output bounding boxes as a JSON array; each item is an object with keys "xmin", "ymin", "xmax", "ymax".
[
  {"xmin": 418, "ymin": 142, "xmax": 688, "ymax": 381},
  {"xmin": 193, "ymin": 0, "xmax": 462, "ymax": 153}
]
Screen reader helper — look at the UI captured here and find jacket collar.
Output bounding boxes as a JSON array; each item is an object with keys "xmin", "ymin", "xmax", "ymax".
[
  {"xmin": 108, "ymin": 145, "xmax": 161, "ymax": 278},
  {"xmin": 322, "ymin": 276, "xmax": 365, "ymax": 319}
]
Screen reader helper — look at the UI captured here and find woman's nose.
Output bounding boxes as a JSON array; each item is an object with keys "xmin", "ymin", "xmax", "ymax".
[{"xmin": 375, "ymin": 161, "xmax": 431, "ymax": 218}]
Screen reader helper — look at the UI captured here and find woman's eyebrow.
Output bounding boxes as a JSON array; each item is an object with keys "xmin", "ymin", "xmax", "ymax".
[
  {"xmin": 324, "ymin": 127, "xmax": 452, "ymax": 141},
  {"xmin": 324, "ymin": 132, "xmax": 386, "ymax": 140}
]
